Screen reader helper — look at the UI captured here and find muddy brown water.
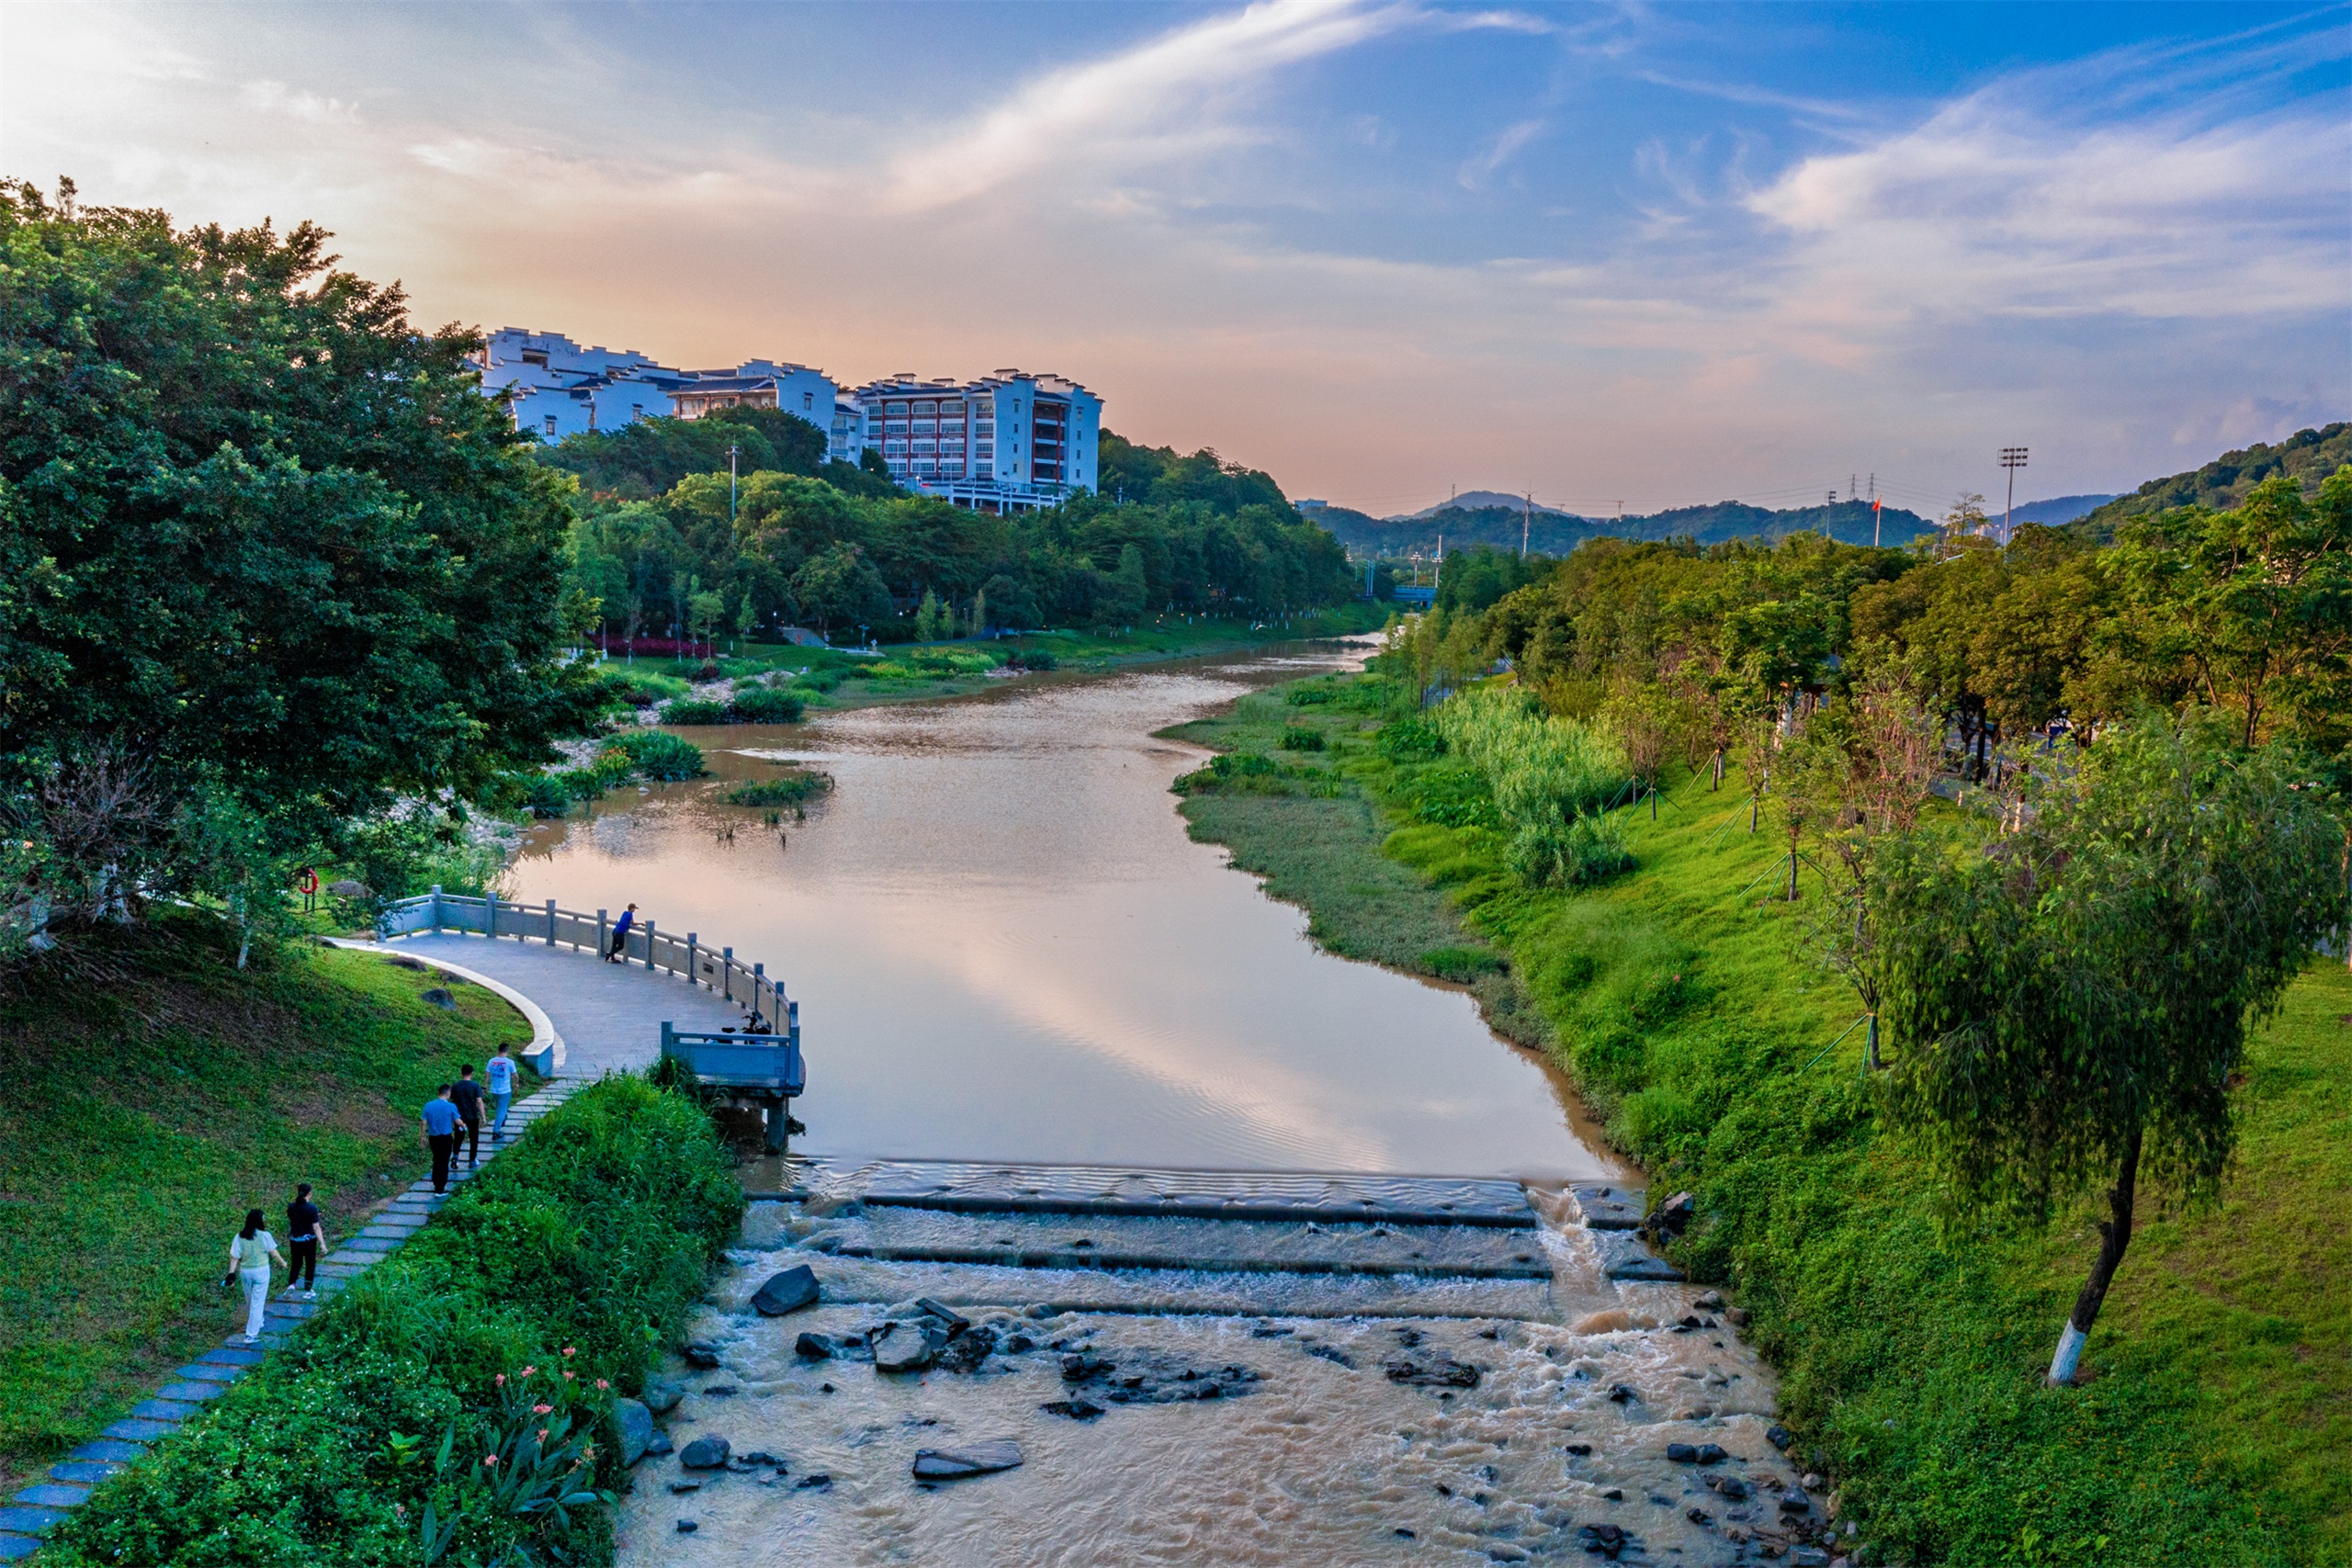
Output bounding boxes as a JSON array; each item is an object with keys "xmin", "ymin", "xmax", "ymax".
[
  {"xmin": 509, "ymin": 645, "xmax": 1623, "ymax": 1182},
  {"xmin": 509, "ymin": 646, "xmax": 1795, "ymax": 1564}
]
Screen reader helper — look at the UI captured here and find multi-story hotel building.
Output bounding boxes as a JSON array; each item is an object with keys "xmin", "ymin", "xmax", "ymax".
[
  {"xmin": 473, "ymin": 331, "xmax": 856, "ymax": 462},
  {"xmin": 849, "ymin": 371, "xmax": 1102, "ymax": 512}
]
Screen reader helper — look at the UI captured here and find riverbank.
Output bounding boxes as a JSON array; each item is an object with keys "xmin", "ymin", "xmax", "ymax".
[
  {"xmin": 594, "ymin": 604, "xmax": 1389, "ymax": 716},
  {"xmin": 0, "ymin": 919, "xmax": 536, "ymax": 1498},
  {"xmin": 1170, "ymin": 668, "xmax": 2350, "ymax": 1566}
]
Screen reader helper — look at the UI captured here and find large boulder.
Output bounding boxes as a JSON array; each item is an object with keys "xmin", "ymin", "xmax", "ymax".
[
  {"xmin": 327, "ymin": 879, "xmax": 373, "ymax": 900},
  {"xmin": 612, "ymin": 1398, "xmax": 653, "ymax": 1466},
  {"xmin": 752, "ymin": 1266, "xmax": 820, "ymax": 1316},
  {"xmin": 911, "ymin": 1440, "xmax": 1022, "ymax": 1481},
  {"xmin": 642, "ymin": 1378, "xmax": 684, "ymax": 1414}
]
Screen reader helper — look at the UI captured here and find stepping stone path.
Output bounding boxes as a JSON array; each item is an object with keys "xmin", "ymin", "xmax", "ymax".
[{"xmin": 0, "ymin": 1079, "xmax": 585, "ymax": 1562}]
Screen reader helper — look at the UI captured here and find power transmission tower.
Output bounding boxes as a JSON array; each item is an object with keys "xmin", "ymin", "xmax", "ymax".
[
  {"xmin": 1999, "ymin": 446, "xmax": 2029, "ymax": 544},
  {"xmin": 1849, "ymin": 473, "xmax": 1857, "ymax": 502}
]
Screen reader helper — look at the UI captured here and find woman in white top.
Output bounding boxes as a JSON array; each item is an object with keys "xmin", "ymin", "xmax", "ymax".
[{"xmin": 225, "ymin": 1209, "xmax": 288, "ymax": 1344}]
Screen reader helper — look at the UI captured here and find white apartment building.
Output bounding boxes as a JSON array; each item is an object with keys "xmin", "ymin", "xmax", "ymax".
[
  {"xmin": 848, "ymin": 370, "xmax": 1102, "ymax": 512},
  {"xmin": 474, "ymin": 330, "xmax": 842, "ymax": 453}
]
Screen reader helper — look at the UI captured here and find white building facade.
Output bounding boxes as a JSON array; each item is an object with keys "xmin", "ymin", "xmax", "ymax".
[
  {"xmin": 848, "ymin": 370, "xmax": 1102, "ymax": 512},
  {"xmin": 474, "ymin": 330, "xmax": 838, "ymax": 450}
]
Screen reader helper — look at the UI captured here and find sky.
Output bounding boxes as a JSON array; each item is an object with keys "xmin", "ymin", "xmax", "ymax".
[{"xmin": 3, "ymin": 1, "xmax": 2346, "ymax": 517}]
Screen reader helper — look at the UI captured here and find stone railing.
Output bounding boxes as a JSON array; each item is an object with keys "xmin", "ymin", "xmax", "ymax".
[{"xmin": 376, "ymin": 889, "xmax": 797, "ymax": 1046}]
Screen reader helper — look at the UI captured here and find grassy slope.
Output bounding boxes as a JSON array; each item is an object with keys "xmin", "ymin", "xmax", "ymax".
[
  {"xmin": 1171, "ymin": 672, "xmax": 2347, "ymax": 1567},
  {"xmin": 0, "ymin": 922, "xmax": 534, "ymax": 1494}
]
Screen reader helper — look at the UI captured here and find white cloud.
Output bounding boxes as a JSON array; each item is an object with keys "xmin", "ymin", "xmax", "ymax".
[
  {"xmin": 239, "ymin": 80, "xmax": 358, "ymax": 124},
  {"xmin": 1457, "ymin": 116, "xmax": 1546, "ymax": 189}
]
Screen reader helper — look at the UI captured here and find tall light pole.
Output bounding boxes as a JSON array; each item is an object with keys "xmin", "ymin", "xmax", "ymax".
[
  {"xmin": 1521, "ymin": 491, "xmax": 1532, "ymax": 559},
  {"xmin": 1999, "ymin": 446, "xmax": 2028, "ymax": 545},
  {"xmin": 729, "ymin": 444, "xmax": 741, "ymax": 525}
]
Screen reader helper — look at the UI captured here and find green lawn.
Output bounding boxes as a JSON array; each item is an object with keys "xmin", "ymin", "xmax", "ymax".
[
  {"xmin": 0, "ymin": 921, "xmax": 534, "ymax": 1495},
  {"xmin": 1172, "ymin": 670, "xmax": 2348, "ymax": 1566}
]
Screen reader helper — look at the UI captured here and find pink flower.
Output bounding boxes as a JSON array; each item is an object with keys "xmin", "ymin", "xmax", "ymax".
[
  {"xmin": 495, "ymin": 1374, "xmax": 506, "ymax": 1387},
  {"xmin": 537, "ymin": 1427, "xmax": 549, "ymax": 1442},
  {"xmin": 594, "ymin": 1379, "xmax": 609, "ymax": 1390},
  {"xmin": 483, "ymin": 1454, "xmax": 499, "ymax": 1468},
  {"xmin": 533, "ymin": 1403, "xmax": 553, "ymax": 1415},
  {"xmin": 561, "ymin": 1347, "xmax": 575, "ymax": 1358},
  {"xmin": 520, "ymin": 1366, "xmax": 536, "ymax": 1378},
  {"xmin": 563, "ymin": 1370, "xmax": 575, "ymax": 1381}
]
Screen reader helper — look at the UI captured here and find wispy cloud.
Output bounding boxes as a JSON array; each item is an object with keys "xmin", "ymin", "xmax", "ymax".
[
  {"xmin": 879, "ymin": 0, "xmax": 1514, "ymax": 212},
  {"xmin": 239, "ymin": 80, "xmax": 359, "ymax": 124},
  {"xmin": 1458, "ymin": 116, "xmax": 1546, "ymax": 189}
]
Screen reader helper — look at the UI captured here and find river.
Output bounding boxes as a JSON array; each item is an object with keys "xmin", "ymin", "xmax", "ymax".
[{"xmin": 508, "ymin": 644, "xmax": 1621, "ymax": 1182}]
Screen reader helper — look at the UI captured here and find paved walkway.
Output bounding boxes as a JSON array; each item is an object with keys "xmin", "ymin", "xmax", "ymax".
[
  {"xmin": 384, "ymin": 931, "xmax": 747, "ymax": 1077},
  {"xmin": 0, "ymin": 933, "xmax": 748, "ymax": 1561}
]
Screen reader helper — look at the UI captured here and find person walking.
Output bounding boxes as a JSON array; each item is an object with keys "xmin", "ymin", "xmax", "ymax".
[
  {"xmin": 284, "ymin": 1183, "xmax": 325, "ymax": 1301},
  {"xmin": 450, "ymin": 1065, "xmax": 485, "ymax": 1167},
  {"xmin": 421, "ymin": 1084, "xmax": 461, "ymax": 1192},
  {"xmin": 605, "ymin": 902, "xmax": 638, "ymax": 963},
  {"xmin": 223, "ymin": 1209, "xmax": 288, "ymax": 1344},
  {"xmin": 485, "ymin": 1043, "xmax": 516, "ymax": 1142}
]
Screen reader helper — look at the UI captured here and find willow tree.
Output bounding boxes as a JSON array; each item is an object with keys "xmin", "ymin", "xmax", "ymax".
[{"xmin": 1866, "ymin": 711, "xmax": 2346, "ymax": 1384}]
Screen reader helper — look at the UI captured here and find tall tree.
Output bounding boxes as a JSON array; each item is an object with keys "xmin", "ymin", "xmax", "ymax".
[{"xmin": 1864, "ymin": 712, "xmax": 2346, "ymax": 1383}]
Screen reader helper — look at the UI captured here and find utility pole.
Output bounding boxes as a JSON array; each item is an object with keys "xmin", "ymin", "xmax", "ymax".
[
  {"xmin": 1999, "ymin": 446, "xmax": 2029, "ymax": 545},
  {"xmin": 1521, "ymin": 491, "xmax": 1532, "ymax": 558},
  {"xmin": 729, "ymin": 444, "xmax": 741, "ymax": 525}
]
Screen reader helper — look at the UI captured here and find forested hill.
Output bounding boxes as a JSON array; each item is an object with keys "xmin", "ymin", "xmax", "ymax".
[
  {"xmin": 2074, "ymin": 422, "xmax": 2350, "ymax": 539},
  {"xmin": 1310, "ymin": 497, "xmax": 1932, "ymax": 555}
]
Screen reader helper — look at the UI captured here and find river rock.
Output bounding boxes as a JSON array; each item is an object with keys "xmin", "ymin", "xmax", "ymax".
[
  {"xmin": 1696, "ymin": 1443, "xmax": 1727, "ymax": 1465},
  {"xmin": 752, "ymin": 1266, "xmax": 820, "ymax": 1316},
  {"xmin": 1667, "ymin": 1442, "xmax": 1700, "ymax": 1463},
  {"xmin": 1767, "ymin": 1423, "xmax": 1792, "ymax": 1449},
  {"xmin": 642, "ymin": 1378, "xmax": 684, "ymax": 1413},
  {"xmin": 1385, "ymin": 1353, "xmax": 1481, "ymax": 1389},
  {"xmin": 679, "ymin": 1436, "xmax": 731, "ymax": 1470},
  {"xmin": 683, "ymin": 1343, "xmax": 724, "ymax": 1370},
  {"xmin": 422, "ymin": 987, "xmax": 457, "ymax": 1010},
  {"xmin": 1609, "ymin": 1383, "xmax": 1639, "ymax": 1404},
  {"xmin": 934, "ymin": 1325, "xmax": 998, "ymax": 1373},
  {"xmin": 1041, "ymin": 1397, "xmax": 1104, "ymax": 1420},
  {"xmin": 647, "ymin": 1432, "xmax": 674, "ymax": 1457},
  {"xmin": 913, "ymin": 1297, "xmax": 971, "ymax": 1334},
  {"xmin": 1649, "ymin": 1191, "xmax": 1697, "ymax": 1235},
  {"xmin": 1706, "ymin": 1474, "xmax": 1750, "ymax": 1500},
  {"xmin": 612, "ymin": 1398, "xmax": 653, "ymax": 1466},
  {"xmin": 872, "ymin": 1318, "xmax": 940, "ymax": 1372},
  {"xmin": 1693, "ymin": 1290, "xmax": 1725, "ymax": 1311},
  {"xmin": 911, "ymin": 1440, "xmax": 1023, "ymax": 1481}
]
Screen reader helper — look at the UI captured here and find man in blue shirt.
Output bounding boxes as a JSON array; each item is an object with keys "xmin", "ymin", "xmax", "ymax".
[
  {"xmin": 605, "ymin": 903, "xmax": 637, "ymax": 963},
  {"xmin": 421, "ymin": 1085, "xmax": 462, "ymax": 1192}
]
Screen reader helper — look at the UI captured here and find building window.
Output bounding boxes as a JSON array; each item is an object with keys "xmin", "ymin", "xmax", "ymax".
[
  {"xmin": 544, "ymin": 414, "xmax": 558, "ymax": 436},
  {"xmin": 913, "ymin": 400, "xmax": 937, "ymax": 415},
  {"xmin": 803, "ymin": 392, "xmax": 814, "ymax": 409}
]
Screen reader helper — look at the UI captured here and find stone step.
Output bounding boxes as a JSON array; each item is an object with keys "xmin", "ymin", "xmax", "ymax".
[
  {"xmin": 832, "ymin": 1159, "xmax": 1540, "ymax": 1229},
  {"xmin": 0, "ymin": 1508, "xmax": 65, "ymax": 1538},
  {"xmin": 47, "ymin": 1462, "xmax": 121, "ymax": 1486},
  {"xmin": 11, "ymin": 1483, "xmax": 87, "ymax": 1508},
  {"xmin": 823, "ymin": 1205, "xmax": 1556, "ymax": 1281},
  {"xmin": 1566, "ymin": 1182, "xmax": 1647, "ymax": 1231},
  {"xmin": 102, "ymin": 1417, "xmax": 181, "ymax": 1442},
  {"xmin": 67, "ymin": 1440, "xmax": 149, "ymax": 1465},
  {"xmin": 0, "ymin": 1531, "xmax": 46, "ymax": 1561},
  {"xmin": 153, "ymin": 1382, "xmax": 227, "ymax": 1404},
  {"xmin": 130, "ymin": 1399, "xmax": 205, "ymax": 1422}
]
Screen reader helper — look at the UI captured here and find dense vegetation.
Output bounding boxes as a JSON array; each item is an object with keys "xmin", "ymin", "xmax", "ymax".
[
  {"xmin": 46, "ymin": 1073, "xmax": 742, "ymax": 1568},
  {"xmin": 0, "ymin": 181, "xmax": 604, "ymax": 962},
  {"xmin": 556, "ymin": 442, "xmax": 1353, "ymax": 645},
  {"xmin": 1313, "ymin": 497, "xmax": 1935, "ymax": 558},
  {"xmin": 2075, "ymin": 422, "xmax": 2349, "ymax": 539},
  {"xmin": 0, "ymin": 928, "xmax": 533, "ymax": 1496}
]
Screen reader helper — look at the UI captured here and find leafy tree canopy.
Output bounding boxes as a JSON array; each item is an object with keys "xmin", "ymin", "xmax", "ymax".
[
  {"xmin": 0, "ymin": 179, "xmax": 602, "ymax": 934},
  {"xmin": 536, "ymin": 403, "xmax": 830, "ymax": 499}
]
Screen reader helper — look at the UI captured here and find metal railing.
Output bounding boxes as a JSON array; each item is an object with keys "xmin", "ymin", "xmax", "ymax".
[{"xmin": 377, "ymin": 888, "xmax": 797, "ymax": 1048}]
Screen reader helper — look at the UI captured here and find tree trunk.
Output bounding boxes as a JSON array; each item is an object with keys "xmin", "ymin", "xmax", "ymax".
[{"xmin": 2048, "ymin": 1126, "xmax": 2143, "ymax": 1385}]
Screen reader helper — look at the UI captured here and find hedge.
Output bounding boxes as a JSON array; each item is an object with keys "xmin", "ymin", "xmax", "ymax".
[{"xmin": 45, "ymin": 1076, "xmax": 743, "ymax": 1568}]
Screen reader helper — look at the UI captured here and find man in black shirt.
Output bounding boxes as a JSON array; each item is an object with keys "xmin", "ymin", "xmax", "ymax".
[
  {"xmin": 285, "ymin": 1182, "xmax": 325, "ymax": 1301},
  {"xmin": 450, "ymin": 1066, "xmax": 486, "ymax": 1167}
]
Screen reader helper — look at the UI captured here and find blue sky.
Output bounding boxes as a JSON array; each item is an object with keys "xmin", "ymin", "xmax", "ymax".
[{"xmin": 4, "ymin": 1, "xmax": 2346, "ymax": 515}]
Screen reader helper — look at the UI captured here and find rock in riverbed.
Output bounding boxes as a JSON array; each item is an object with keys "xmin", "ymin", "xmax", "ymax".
[
  {"xmin": 679, "ymin": 1436, "xmax": 731, "ymax": 1470},
  {"xmin": 1384, "ymin": 1352, "xmax": 1482, "ymax": 1389},
  {"xmin": 752, "ymin": 1266, "xmax": 820, "ymax": 1316},
  {"xmin": 642, "ymin": 1378, "xmax": 684, "ymax": 1414},
  {"xmin": 612, "ymin": 1398, "xmax": 653, "ymax": 1466},
  {"xmin": 872, "ymin": 1318, "xmax": 942, "ymax": 1372},
  {"xmin": 911, "ymin": 1440, "xmax": 1023, "ymax": 1481}
]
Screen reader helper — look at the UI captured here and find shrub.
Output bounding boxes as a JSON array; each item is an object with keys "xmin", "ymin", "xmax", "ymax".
[
  {"xmin": 1007, "ymin": 649, "xmax": 1056, "ymax": 671},
  {"xmin": 658, "ymin": 697, "xmax": 727, "ymax": 725},
  {"xmin": 604, "ymin": 730, "xmax": 706, "ymax": 781},
  {"xmin": 725, "ymin": 685, "xmax": 805, "ymax": 724},
  {"xmin": 1277, "ymin": 726, "xmax": 1326, "ymax": 751},
  {"xmin": 523, "ymin": 775, "xmax": 571, "ymax": 819},
  {"xmin": 1396, "ymin": 763, "xmax": 1504, "ymax": 830},
  {"xmin": 1421, "ymin": 945, "xmax": 1505, "ymax": 982},
  {"xmin": 1378, "ymin": 716, "xmax": 1447, "ymax": 761},
  {"xmin": 1510, "ymin": 811, "xmax": 1634, "ymax": 887},
  {"xmin": 1284, "ymin": 685, "xmax": 1336, "ymax": 705},
  {"xmin": 723, "ymin": 773, "xmax": 832, "ymax": 807},
  {"xmin": 1173, "ymin": 751, "xmax": 1283, "ymax": 794},
  {"xmin": 44, "ymin": 1076, "xmax": 741, "ymax": 1568}
]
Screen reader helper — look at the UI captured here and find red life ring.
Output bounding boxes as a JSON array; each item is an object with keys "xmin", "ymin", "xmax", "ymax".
[{"xmin": 295, "ymin": 867, "xmax": 320, "ymax": 895}]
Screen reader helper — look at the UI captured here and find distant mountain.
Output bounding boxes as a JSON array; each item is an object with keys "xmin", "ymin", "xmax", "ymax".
[
  {"xmin": 2004, "ymin": 493, "xmax": 2118, "ymax": 527},
  {"xmin": 1312, "ymin": 498, "xmax": 1932, "ymax": 556},
  {"xmin": 1402, "ymin": 490, "xmax": 1566, "ymax": 519},
  {"xmin": 2074, "ymin": 423, "xmax": 2349, "ymax": 539}
]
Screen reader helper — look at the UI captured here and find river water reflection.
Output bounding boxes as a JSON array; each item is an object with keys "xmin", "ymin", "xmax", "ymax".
[{"xmin": 510, "ymin": 647, "xmax": 1621, "ymax": 1180}]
